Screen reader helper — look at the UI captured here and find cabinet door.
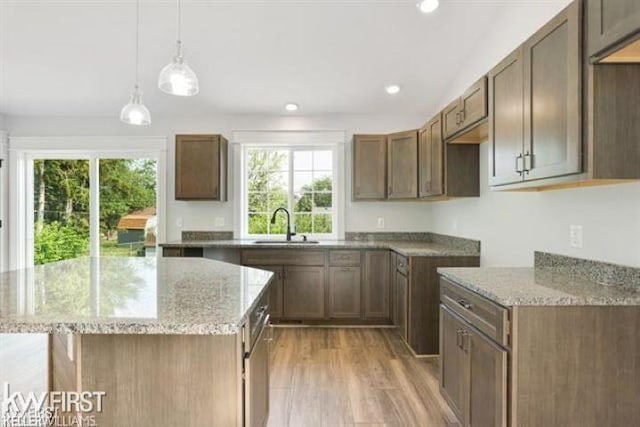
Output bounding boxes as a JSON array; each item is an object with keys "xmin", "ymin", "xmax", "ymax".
[
  {"xmin": 248, "ymin": 265, "xmax": 284, "ymax": 320},
  {"xmin": 419, "ymin": 115, "xmax": 444, "ymax": 198},
  {"xmin": 588, "ymin": 0, "xmax": 640, "ymax": 58},
  {"xmin": 363, "ymin": 251, "xmax": 391, "ymax": 319},
  {"xmin": 523, "ymin": 1, "xmax": 582, "ymax": 182},
  {"xmin": 396, "ymin": 271, "xmax": 408, "ymax": 341},
  {"xmin": 488, "ymin": 47, "xmax": 525, "ymax": 186},
  {"xmin": 353, "ymin": 135, "xmax": 387, "ymax": 200},
  {"xmin": 387, "ymin": 130, "xmax": 419, "ymax": 199},
  {"xmin": 389, "ymin": 252, "xmax": 398, "ymax": 326},
  {"xmin": 329, "ymin": 267, "xmax": 361, "ymax": 318},
  {"xmin": 459, "ymin": 77, "xmax": 488, "ymax": 130},
  {"xmin": 175, "ymin": 135, "xmax": 226, "ymax": 201},
  {"xmin": 440, "ymin": 306, "xmax": 469, "ymax": 425},
  {"xmin": 443, "ymin": 99, "xmax": 462, "ymax": 140},
  {"xmin": 469, "ymin": 329, "xmax": 508, "ymax": 427},
  {"xmin": 283, "ymin": 266, "xmax": 325, "ymax": 319}
]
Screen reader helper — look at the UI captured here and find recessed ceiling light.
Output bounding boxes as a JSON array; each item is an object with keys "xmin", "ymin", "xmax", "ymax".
[
  {"xmin": 417, "ymin": 0, "xmax": 439, "ymax": 14},
  {"xmin": 385, "ymin": 84, "xmax": 401, "ymax": 95},
  {"xmin": 285, "ymin": 102, "xmax": 299, "ymax": 112}
]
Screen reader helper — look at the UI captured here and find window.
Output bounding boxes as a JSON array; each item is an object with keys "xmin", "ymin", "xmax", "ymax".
[
  {"xmin": 9, "ymin": 137, "xmax": 167, "ymax": 269},
  {"xmin": 244, "ymin": 147, "xmax": 337, "ymax": 238}
]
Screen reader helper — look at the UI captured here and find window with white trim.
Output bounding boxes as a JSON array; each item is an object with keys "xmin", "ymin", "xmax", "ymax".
[{"xmin": 243, "ymin": 146, "xmax": 337, "ymax": 238}]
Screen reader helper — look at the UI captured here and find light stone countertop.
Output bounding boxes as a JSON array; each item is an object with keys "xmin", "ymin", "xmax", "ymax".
[
  {"xmin": 438, "ymin": 267, "xmax": 640, "ymax": 306},
  {"xmin": 0, "ymin": 257, "xmax": 273, "ymax": 335},
  {"xmin": 161, "ymin": 239, "xmax": 479, "ymax": 258}
]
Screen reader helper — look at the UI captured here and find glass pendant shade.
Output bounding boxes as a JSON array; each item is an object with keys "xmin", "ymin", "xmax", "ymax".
[
  {"xmin": 158, "ymin": 42, "xmax": 199, "ymax": 96},
  {"xmin": 120, "ymin": 86, "xmax": 151, "ymax": 126}
]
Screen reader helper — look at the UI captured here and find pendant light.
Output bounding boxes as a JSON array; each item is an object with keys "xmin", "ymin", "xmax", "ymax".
[
  {"xmin": 158, "ymin": 0, "xmax": 199, "ymax": 96},
  {"xmin": 120, "ymin": 0, "xmax": 151, "ymax": 126}
]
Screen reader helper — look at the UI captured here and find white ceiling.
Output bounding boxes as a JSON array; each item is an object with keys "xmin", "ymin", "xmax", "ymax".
[{"xmin": 0, "ymin": 0, "xmax": 567, "ymax": 118}]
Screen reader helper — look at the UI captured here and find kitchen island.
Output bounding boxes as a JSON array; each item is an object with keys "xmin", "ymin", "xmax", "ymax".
[{"xmin": 0, "ymin": 257, "xmax": 274, "ymax": 427}]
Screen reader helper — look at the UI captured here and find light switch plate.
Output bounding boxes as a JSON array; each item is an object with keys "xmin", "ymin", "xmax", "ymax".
[
  {"xmin": 214, "ymin": 217, "xmax": 225, "ymax": 227},
  {"xmin": 176, "ymin": 217, "xmax": 183, "ymax": 228},
  {"xmin": 570, "ymin": 225, "xmax": 583, "ymax": 248},
  {"xmin": 377, "ymin": 218, "xmax": 385, "ymax": 229}
]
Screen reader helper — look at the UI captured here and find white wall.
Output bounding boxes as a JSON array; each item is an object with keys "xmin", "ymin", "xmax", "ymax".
[
  {"xmin": 5, "ymin": 114, "xmax": 432, "ymax": 242},
  {"xmin": 426, "ymin": 0, "xmax": 640, "ymax": 268}
]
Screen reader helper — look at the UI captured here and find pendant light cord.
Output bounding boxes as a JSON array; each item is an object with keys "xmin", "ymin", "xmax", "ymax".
[
  {"xmin": 176, "ymin": 0, "xmax": 182, "ymax": 43},
  {"xmin": 135, "ymin": 0, "xmax": 140, "ymax": 88}
]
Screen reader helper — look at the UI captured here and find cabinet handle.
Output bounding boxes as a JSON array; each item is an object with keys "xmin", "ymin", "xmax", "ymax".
[
  {"xmin": 515, "ymin": 153, "xmax": 524, "ymax": 175},
  {"xmin": 459, "ymin": 109, "xmax": 466, "ymax": 124},
  {"xmin": 455, "ymin": 112, "xmax": 461, "ymax": 126},
  {"xmin": 458, "ymin": 299, "xmax": 473, "ymax": 311},
  {"xmin": 456, "ymin": 329, "xmax": 462, "ymax": 348},
  {"xmin": 523, "ymin": 151, "xmax": 532, "ymax": 174},
  {"xmin": 462, "ymin": 330, "xmax": 470, "ymax": 353}
]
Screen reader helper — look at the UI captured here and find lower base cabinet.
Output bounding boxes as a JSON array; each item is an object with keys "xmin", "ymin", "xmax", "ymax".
[
  {"xmin": 440, "ymin": 306, "xmax": 507, "ymax": 427},
  {"xmin": 329, "ymin": 266, "xmax": 361, "ymax": 318},
  {"xmin": 283, "ymin": 266, "xmax": 325, "ymax": 319},
  {"xmin": 396, "ymin": 270, "xmax": 408, "ymax": 341}
]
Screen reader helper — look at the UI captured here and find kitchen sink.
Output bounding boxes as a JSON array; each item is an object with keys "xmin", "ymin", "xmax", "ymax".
[{"xmin": 253, "ymin": 240, "xmax": 320, "ymax": 244}]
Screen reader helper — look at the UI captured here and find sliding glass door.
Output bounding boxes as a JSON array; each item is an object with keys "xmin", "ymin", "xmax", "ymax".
[{"xmin": 30, "ymin": 156, "xmax": 158, "ymax": 266}]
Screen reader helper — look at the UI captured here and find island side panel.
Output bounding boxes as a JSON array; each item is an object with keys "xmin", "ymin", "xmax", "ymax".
[
  {"xmin": 51, "ymin": 333, "xmax": 242, "ymax": 427},
  {"xmin": 511, "ymin": 306, "xmax": 640, "ymax": 426}
]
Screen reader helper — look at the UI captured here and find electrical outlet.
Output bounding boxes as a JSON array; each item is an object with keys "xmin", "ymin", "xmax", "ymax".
[
  {"xmin": 214, "ymin": 217, "xmax": 225, "ymax": 227},
  {"xmin": 377, "ymin": 218, "xmax": 385, "ymax": 229},
  {"xmin": 452, "ymin": 218, "xmax": 458, "ymax": 231},
  {"xmin": 570, "ymin": 225, "xmax": 583, "ymax": 248},
  {"xmin": 176, "ymin": 217, "xmax": 183, "ymax": 228}
]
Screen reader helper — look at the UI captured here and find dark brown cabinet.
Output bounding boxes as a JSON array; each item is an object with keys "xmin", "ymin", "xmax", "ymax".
[
  {"xmin": 175, "ymin": 134, "xmax": 228, "ymax": 201},
  {"xmin": 419, "ymin": 115, "xmax": 444, "ymax": 198},
  {"xmin": 352, "ymin": 135, "xmax": 387, "ymax": 200},
  {"xmin": 363, "ymin": 251, "xmax": 391, "ymax": 319},
  {"xmin": 440, "ymin": 306, "xmax": 469, "ymax": 423},
  {"xmin": 328, "ymin": 267, "xmax": 361, "ymax": 319},
  {"xmin": 489, "ymin": 2, "xmax": 581, "ymax": 187},
  {"xmin": 443, "ymin": 77, "xmax": 488, "ymax": 141},
  {"xmin": 387, "ymin": 130, "xmax": 419, "ymax": 199},
  {"xmin": 468, "ymin": 328, "xmax": 508, "ymax": 427},
  {"xmin": 440, "ymin": 305, "xmax": 507, "ymax": 427},
  {"xmin": 283, "ymin": 266, "xmax": 325, "ymax": 319},
  {"xmin": 588, "ymin": 0, "xmax": 640, "ymax": 60},
  {"xmin": 523, "ymin": 1, "xmax": 582, "ymax": 182},
  {"xmin": 395, "ymin": 270, "xmax": 408, "ymax": 341}
]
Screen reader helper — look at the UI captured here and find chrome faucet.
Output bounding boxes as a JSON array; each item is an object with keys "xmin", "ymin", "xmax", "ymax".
[{"xmin": 270, "ymin": 208, "xmax": 296, "ymax": 241}]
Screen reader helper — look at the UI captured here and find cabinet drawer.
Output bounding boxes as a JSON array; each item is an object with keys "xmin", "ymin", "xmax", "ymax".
[
  {"xmin": 329, "ymin": 250, "xmax": 361, "ymax": 266},
  {"xmin": 246, "ymin": 291, "xmax": 269, "ymax": 351},
  {"xmin": 440, "ymin": 277, "xmax": 509, "ymax": 346},
  {"xmin": 396, "ymin": 254, "xmax": 409, "ymax": 275},
  {"xmin": 241, "ymin": 249, "xmax": 325, "ymax": 266}
]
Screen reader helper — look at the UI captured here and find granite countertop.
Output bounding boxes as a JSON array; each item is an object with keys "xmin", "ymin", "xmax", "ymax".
[
  {"xmin": 161, "ymin": 239, "xmax": 479, "ymax": 257},
  {"xmin": 0, "ymin": 257, "xmax": 273, "ymax": 335},
  {"xmin": 438, "ymin": 267, "xmax": 640, "ymax": 307}
]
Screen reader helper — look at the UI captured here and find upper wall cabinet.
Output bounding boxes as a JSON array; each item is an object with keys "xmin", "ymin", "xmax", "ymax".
[
  {"xmin": 443, "ymin": 77, "xmax": 488, "ymax": 143},
  {"xmin": 587, "ymin": 0, "xmax": 640, "ymax": 62},
  {"xmin": 387, "ymin": 130, "xmax": 419, "ymax": 199},
  {"xmin": 352, "ymin": 134, "xmax": 387, "ymax": 200},
  {"xmin": 489, "ymin": 0, "xmax": 640, "ymax": 190},
  {"xmin": 488, "ymin": 48, "xmax": 525, "ymax": 186},
  {"xmin": 419, "ymin": 115, "xmax": 444, "ymax": 198},
  {"xmin": 175, "ymin": 134, "xmax": 228, "ymax": 201},
  {"xmin": 420, "ymin": 114, "xmax": 480, "ymax": 198},
  {"xmin": 489, "ymin": 1, "xmax": 582, "ymax": 188}
]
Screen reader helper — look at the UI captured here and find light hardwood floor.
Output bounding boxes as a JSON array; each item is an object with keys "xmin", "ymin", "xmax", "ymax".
[{"xmin": 267, "ymin": 327, "xmax": 460, "ymax": 427}]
